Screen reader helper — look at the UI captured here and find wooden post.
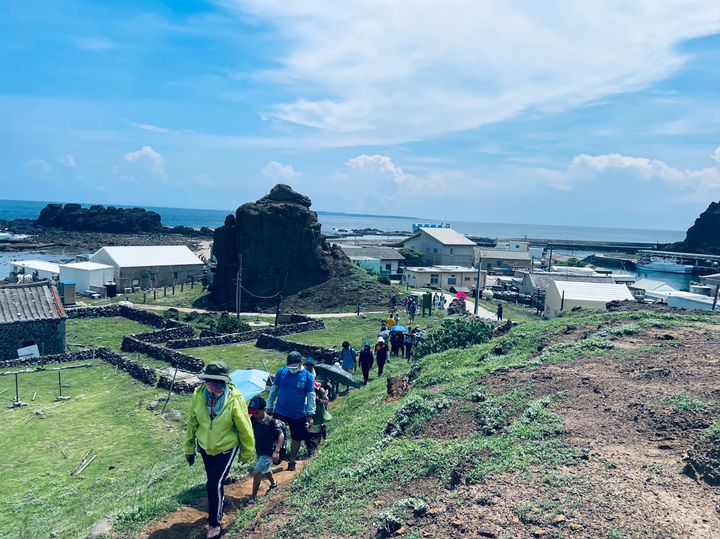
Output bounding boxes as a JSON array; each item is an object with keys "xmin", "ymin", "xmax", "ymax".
[
  {"xmin": 143, "ymin": 292, "xmax": 147, "ymax": 303},
  {"xmin": 164, "ymin": 287, "xmax": 167, "ymax": 297},
  {"xmin": 191, "ymin": 277, "xmax": 194, "ymax": 289},
  {"xmin": 161, "ymin": 368, "xmax": 178, "ymax": 414},
  {"xmin": 153, "ymin": 289, "xmax": 157, "ymax": 300},
  {"xmin": 560, "ymin": 290, "xmax": 565, "ymax": 312},
  {"xmin": 274, "ymin": 297, "xmax": 282, "ymax": 327},
  {"xmin": 713, "ymin": 286, "xmax": 719, "ymax": 312},
  {"xmin": 181, "ymin": 283, "xmax": 184, "ymax": 292},
  {"xmin": 172, "ymin": 285, "xmax": 175, "ymax": 295},
  {"xmin": 15, "ymin": 373, "xmax": 19, "ymax": 403}
]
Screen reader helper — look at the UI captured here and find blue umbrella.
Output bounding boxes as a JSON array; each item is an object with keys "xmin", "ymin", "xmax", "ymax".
[
  {"xmin": 390, "ymin": 325, "xmax": 408, "ymax": 332},
  {"xmin": 230, "ymin": 369, "xmax": 271, "ymax": 401}
]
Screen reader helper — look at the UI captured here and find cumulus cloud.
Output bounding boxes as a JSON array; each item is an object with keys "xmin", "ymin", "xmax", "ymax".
[
  {"xmin": 25, "ymin": 159, "xmax": 51, "ymax": 173},
  {"xmin": 131, "ymin": 122, "xmax": 170, "ymax": 134},
  {"xmin": 123, "ymin": 145, "xmax": 167, "ymax": 181},
  {"xmin": 535, "ymin": 148, "xmax": 720, "ymax": 194},
  {"xmin": 58, "ymin": 154, "xmax": 77, "ymax": 169},
  {"xmin": 227, "ymin": 1, "xmax": 718, "ymax": 144},
  {"xmin": 345, "ymin": 154, "xmax": 464, "ymax": 194},
  {"xmin": 261, "ymin": 160, "xmax": 302, "ymax": 181}
]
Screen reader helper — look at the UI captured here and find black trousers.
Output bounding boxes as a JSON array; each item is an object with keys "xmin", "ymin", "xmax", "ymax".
[
  {"xmin": 377, "ymin": 357, "xmax": 387, "ymax": 376},
  {"xmin": 361, "ymin": 363, "xmax": 373, "ymax": 383},
  {"xmin": 199, "ymin": 445, "xmax": 238, "ymax": 527}
]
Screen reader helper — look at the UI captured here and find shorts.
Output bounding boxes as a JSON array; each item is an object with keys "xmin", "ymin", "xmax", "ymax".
[
  {"xmin": 273, "ymin": 412, "xmax": 309, "ymax": 442},
  {"xmin": 254, "ymin": 454, "xmax": 273, "ymax": 474}
]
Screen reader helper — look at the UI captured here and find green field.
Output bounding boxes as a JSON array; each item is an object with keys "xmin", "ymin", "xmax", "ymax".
[
  {"xmin": 86, "ymin": 283, "xmax": 210, "ymax": 309},
  {"xmin": 66, "ymin": 317, "xmax": 158, "ymax": 351},
  {"xmin": 187, "ymin": 342, "xmax": 287, "ymax": 373}
]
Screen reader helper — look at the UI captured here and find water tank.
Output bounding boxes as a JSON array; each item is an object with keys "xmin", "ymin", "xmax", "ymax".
[{"xmin": 105, "ymin": 282, "xmax": 118, "ymax": 298}]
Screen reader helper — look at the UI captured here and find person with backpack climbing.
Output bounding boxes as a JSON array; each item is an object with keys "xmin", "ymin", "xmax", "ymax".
[
  {"xmin": 267, "ymin": 352, "xmax": 316, "ymax": 471},
  {"xmin": 403, "ymin": 330, "xmax": 416, "ymax": 360},
  {"xmin": 375, "ymin": 336, "xmax": 389, "ymax": 376},
  {"xmin": 247, "ymin": 396, "xmax": 285, "ymax": 502},
  {"xmin": 307, "ymin": 380, "xmax": 332, "ymax": 455},
  {"xmin": 184, "ymin": 361, "xmax": 255, "ymax": 539},
  {"xmin": 359, "ymin": 341, "xmax": 374, "ymax": 385}
]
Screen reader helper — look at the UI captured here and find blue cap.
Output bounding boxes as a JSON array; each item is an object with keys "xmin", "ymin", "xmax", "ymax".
[{"xmin": 305, "ymin": 357, "xmax": 315, "ymax": 366}]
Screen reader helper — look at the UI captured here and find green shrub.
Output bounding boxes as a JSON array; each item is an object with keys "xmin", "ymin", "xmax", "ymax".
[
  {"xmin": 414, "ymin": 317, "xmax": 493, "ymax": 359},
  {"xmin": 377, "ymin": 274, "xmax": 391, "ymax": 285},
  {"xmin": 163, "ymin": 308, "xmax": 180, "ymax": 321},
  {"xmin": 209, "ymin": 312, "xmax": 251, "ymax": 334}
]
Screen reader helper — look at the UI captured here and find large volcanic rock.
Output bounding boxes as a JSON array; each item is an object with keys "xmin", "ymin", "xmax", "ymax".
[
  {"xmin": 37, "ymin": 203, "xmax": 165, "ymax": 233},
  {"xmin": 211, "ymin": 185, "xmax": 351, "ymax": 309},
  {"xmin": 663, "ymin": 200, "xmax": 720, "ymax": 255}
]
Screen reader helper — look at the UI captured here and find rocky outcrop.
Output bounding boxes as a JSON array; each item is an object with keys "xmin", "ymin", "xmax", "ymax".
[
  {"xmin": 211, "ymin": 185, "xmax": 351, "ymax": 309},
  {"xmin": 665, "ymin": 200, "xmax": 720, "ymax": 255}
]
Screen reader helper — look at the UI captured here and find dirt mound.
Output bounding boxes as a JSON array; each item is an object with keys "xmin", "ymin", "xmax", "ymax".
[{"xmin": 685, "ymin": 434, "xmax": 720, "ymax": 486}]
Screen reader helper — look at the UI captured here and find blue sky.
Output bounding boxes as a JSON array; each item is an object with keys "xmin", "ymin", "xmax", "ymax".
[{"xmin": 1, "ymin": 0, "xmax": 718, "ymax": 230}]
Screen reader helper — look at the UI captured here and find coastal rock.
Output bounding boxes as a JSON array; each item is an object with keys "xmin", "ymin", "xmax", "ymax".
[
  {"xmin": 37, "ymin": 203, "xmax": 164, "ymax": 233},
  {"xmin": 666, "ymin": 200, "xmax": 720, "ymax": 255},
  {"xmin": 211, "ymin": 185, "xmax": 351, "ymax": 309}
]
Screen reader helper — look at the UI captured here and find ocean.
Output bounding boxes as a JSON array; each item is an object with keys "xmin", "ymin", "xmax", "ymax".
[{"xmin": 0, "ymin": 199, "xmax": 684, "ymax": 244}]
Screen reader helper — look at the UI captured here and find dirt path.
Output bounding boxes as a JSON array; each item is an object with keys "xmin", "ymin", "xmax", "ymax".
[{"xmin": 138, "ymin": 460, "xmax": 306, "ymax": 539}]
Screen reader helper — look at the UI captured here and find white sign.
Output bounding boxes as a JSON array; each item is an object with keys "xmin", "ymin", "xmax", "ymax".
[{"xmin": 17, "ymin": 344, "xmax": 40, "ymax": 358}]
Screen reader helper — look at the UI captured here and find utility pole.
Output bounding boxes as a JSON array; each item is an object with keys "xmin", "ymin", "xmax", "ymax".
[
  {"xmin": 713, "ymin": 285, "xmax": 719, "ymax": 312},
  {"xmin": 474, "ymin": 255, "xmax": 481, "ymax": 315},
  {"xmin": 236, "ymin": 254, "xmax": 243, "ymax": 320}
]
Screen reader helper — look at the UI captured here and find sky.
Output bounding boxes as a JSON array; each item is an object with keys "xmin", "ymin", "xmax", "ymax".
[{"xmin": 1, "ymin": 0, "xmax": 719, "ymax": 230}]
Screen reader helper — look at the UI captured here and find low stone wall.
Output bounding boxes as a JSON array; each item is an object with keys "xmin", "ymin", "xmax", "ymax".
[
  {"xmin": 121, "ymin": 336, "xmax": 205, "ymax": 373},
  {"xmin": 255, "ymin": 334, "xmax": 337, "ymax": 364},
  {"xmin": 158, "ymin": 373, "xmax": 201, "ymax": 394},
  {"xmin": 0, "ymin": 349, "xmax": 97, "ymax": 368},
  {"xmin": 133, "ymin": 326, "xmax": 195, "ymax": 343},
  {"xmin": 276, "ymin": 313, "xmax": 317, "ymax": 324},
  {"xmin": 65, "ymin": 305, "xmax": 184, "ymax": 328},
  {"xmin": 167, "ymin": 319, "xmax": 325, "ymax": 349}
]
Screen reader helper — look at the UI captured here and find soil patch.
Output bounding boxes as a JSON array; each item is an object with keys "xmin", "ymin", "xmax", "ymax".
[{"xmin": 420, "ymin": 407, "xmax": 478, "ymax": 440}]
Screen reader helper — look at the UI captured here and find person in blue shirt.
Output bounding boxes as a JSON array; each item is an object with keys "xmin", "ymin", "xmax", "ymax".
[
  {"xmin": 338, "ymin": 341, "xmax": 356, "ymax": 371},
  {"xmin": 267, "ymin": 351, "xmax": 316, "ymax": 471}
]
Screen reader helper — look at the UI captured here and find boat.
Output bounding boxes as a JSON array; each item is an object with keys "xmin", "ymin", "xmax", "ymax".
[{"xmin": 636, "ymin": 256, "xmax": 693, "ymax": 274}]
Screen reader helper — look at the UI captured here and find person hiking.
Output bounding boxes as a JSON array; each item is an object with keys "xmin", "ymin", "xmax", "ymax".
[
  {"xmin": 267, "ymin": 352, "xmax": 316, "ymax": 471},
  {"xmin": 497, "ymin": 303, "xmax": 503, "ymax": 321},
  {"xmin": 307, "ymin": 380, "xmax": 332, "ymax": 455},
  {"xmin": 247, "ymin": 396, "xmax": 284, "ymax": 502},
  {"xmin": 378, "ymin": 323, "xmax": 391, "ymax": 345},
  {"xmin": 375, "ymin": 336, "xmax": 389, "ymax": 376},
  {"xmin": 359, "ymin": 341, "xmax": 374, "ymax": 384},
  {"xmin": 408, "ymin": 300, "xmax": 417, "ymax": 324},
  {"xmin": 403, "ymin": 331, "xmax": 416, "ymax": 360},
  {"xmin": 390, "ymin": 293, "xmax": 397, "ymax": 308},
  {"xmin": 338, "ymin": 341, "xmax": 357, "ymax": 372},
  {"xmin": 386, "ymin": 313, "xmax": 397, "ymax": 331},
  {"xmin": 184, "ymin": 361, "xmax": 255, "ymax": 539}
]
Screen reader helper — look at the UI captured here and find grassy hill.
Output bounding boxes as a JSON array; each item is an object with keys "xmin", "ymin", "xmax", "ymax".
[{"xmin": 231, "ymin": 307, "xmax": 720, "ymax": 538}]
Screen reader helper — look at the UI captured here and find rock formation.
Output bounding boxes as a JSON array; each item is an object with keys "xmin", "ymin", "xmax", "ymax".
[
  {"xmin": 662, "ymin": 200, "xmax": 720, "ymax": 255},
  {"xmin": 211, "ymin": 185, "xmax": 351, "ymax": 309}
]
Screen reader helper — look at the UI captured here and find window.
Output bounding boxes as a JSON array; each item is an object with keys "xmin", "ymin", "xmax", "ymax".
[
  {"xmin": 450, "ymin": 248, "xmax": 454, "ymax": 255},
  {"xmin": 425, "ymin": 247, "xmax": 430, "ymax": 254},
  {"xmin": 173, "ymin": 271, "xmax": 179, "ymax": 280},
  {"xmin": 447, "ymin": 275, "xmax": 457, "ymax": 285},
  {"xmin": 465, "ymin": 276, "xmax": 471, "ymax": 281},
  {"xmin": 21, "ymin": 340, "xmax": 36, "ymax": 347},
  {"xmin": 430, "ymin": 274, "xmax": 439, "ymax": 285},
  {"xmin": 385, "ymin": 263, "xmax": 392, "ymax": 271},
  {"xmin": 433, "ymin": 248, "xmax": 438, "ymax": 254},
  {"xmin": 131, "ymin": 278, "xmax": 140, "ymax": 286}
]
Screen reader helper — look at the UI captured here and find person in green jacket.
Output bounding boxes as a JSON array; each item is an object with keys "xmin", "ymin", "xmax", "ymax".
[{"xmin": 185, "ymin": 361, "xmax": 254, "ymax": 539}]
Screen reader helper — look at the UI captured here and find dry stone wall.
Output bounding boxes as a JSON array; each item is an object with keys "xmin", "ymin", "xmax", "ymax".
[
  {"xmin": 121, "ymin": 336, "xmax": 205, "ymax": 373},
  {"xmin": 158, "ymin": 373, "xmax": 201, "ymax": 394},
  {"xmin": 255, "ymin": 334, "xmax": 337, "ymax": 364},
  {"xmin": 167, "ymin": 319, "xmax": 324, "ymax": 349},
  {"xmin": 65, "ymin": 305, "xmax": 184, "ymax": 328},
  {"xmin": 132, "ymin": 326, "xmax": 195, "ymax": 343}
]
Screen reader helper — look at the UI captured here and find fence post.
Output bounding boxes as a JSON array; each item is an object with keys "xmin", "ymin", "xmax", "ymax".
[
  {"xmin": 164, "ymin": 287, "xmax": 167, "ymax": 297},
  {"xmin": 143, "ymin": 292, "xmax": 147, "ymax": 303},
  {"xmin": 153, "ymin": 289, "xmax": 157, "ymax": 300},
  {"xmin": 172, "ymin": 285, "xmax": 175, "ymax": 295},
  {"xmin": 181, "ymin": 283, "xmax": 184, "ymax": 292}
]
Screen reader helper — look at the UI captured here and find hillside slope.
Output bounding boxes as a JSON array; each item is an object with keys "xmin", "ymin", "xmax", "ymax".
[{"xmin": 230, "ymin": 307, "xmax": 720, "ymax": 538}]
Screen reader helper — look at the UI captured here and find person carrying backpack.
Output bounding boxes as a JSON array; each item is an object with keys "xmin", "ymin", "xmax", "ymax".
[
  {"xmin": 359, "ymin": 341, "xmax": 374, "ymax": 384},
  {"xmin": 403, "ymin": 331, "xmax": 416, "ymax": 360},
  {"xmin": 375, "ymin": 337, "xmax": 389, "ymax": 376},
  {"xmin": 247, "ymin": 396, "xmax": 285, "ymax": 502},
  {"xmin": 338, "ymin": 341, "xmax": 357, "ymax": 371},
  {"xmin": 267, "ymin": 352, "xmax": 316, "ymax": 471}
]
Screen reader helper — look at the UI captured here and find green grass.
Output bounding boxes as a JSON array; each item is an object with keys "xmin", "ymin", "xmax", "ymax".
[
  {"xmin": 661, "ymin": 392, "xmax": 712, "ymax": 412},
  {"xmin": 0, "ymin": 364, "xmax": 200, "ymax": 539},
  {"xmin": 478, "ymin": 299, "xmax": 541, "ymax": 323},
  {"xmin": 66, "ymin": 317, "xmax": 158, "ymax": 351},
  {"xmin": 87, "ymin": 283, "xmax": 209, "ymax": 308},
  {"xmin": 185, "ymin": 342, "xmax": 287, "ymax": 373}
]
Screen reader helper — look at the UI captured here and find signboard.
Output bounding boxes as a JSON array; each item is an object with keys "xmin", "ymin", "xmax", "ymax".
[{"xmin": 17, "ymin": 344, "xmax": 40, "ymax": 358}]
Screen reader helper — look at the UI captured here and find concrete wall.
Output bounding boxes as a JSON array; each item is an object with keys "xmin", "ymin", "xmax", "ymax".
[
  {"xmin": 403, "ymin": 235, "xmax": 475, "ymax": 266},
  {"xmin": 0, "ymin": 319, "xmax": 66, "ymax": 360},
  {"xmin": 544, "ymin": 287, "xmax": 608, "ymax": 318},
  {"xmin": 115, "ymin": 265, "xmax": 204, "ymax": 290},
  {"xmin": 404, "ymin": 269, "xmax": 480, "ymax": 290},
  {"xmin": 59, "ymin": 266, "xmax": 115, "ymax": 295}
]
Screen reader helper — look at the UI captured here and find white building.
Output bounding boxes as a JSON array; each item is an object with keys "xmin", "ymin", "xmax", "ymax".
[
  {"xmin": 544, "ymin": 281, "xmax": 635, "ymax": 318},
  {"xmin": 59, "ymin": 262, "xmax": 115, "ymax": 296},
  {"xmin": 403, "ymin": 265, "xmax": 484, "ymax": 291},
  {"xmin": 666, "ymin": 292, "xmax": 716, "ymax": 311},
  {"xmin": 10, "ymin": 260, "xmax": 60, "ymax": 281},
  {"xmin": 401, "ymin": 227, "xmax": 476, "ymax": 267},
  {"xmin": 339, "ymin": 246, "xmax": 405, "ymax": 274},
  {"xmin": 628, "ymin": 278, "xmax": 676, "ymax": 299},
  {"xmin": 90, "ymin": 245, "xmax": 204, "ymax": 290}
]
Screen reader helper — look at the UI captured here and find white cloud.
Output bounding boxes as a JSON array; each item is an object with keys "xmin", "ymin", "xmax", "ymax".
[
  {"xmin": 131, "ymin": 122, "xmax": 171, "ymax": 134},
  {"xmin": 58, "ymin": 154, "xmax": 77, "ymax": 169},
  {"xmin": 535, "ymin": 148, "xmax": 720, "ymax": 195},
  {"xmin": 227, "ymin": 1, "xmax": 718, "ymax": 144},
  {"xmin": 123, "ymin": 145, "xmax": 167, "ymax": 181},
  {"xmin": 345, "ymin": 154, "xmax": 463, "ymax": 193},
  {"xmin": 711, "ymin": 147, "xmax": 720, "ymax": 163},
  {"xmin": 25, "ymin": 159, "xmax": 51, "ymax": 173},
  {"xmin": 261, "ymin": 160, "xmax": 302, "ymax": 181},
  {"xmin": 70, "ymin": 35, "xmax": 116, "ymax": 52}
]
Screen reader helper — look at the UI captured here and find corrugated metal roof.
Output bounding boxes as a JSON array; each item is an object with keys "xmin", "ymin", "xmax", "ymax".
[
  {"xmin": 629, "ymin": 279, "xmax": 671, "ymax": 291},
  {"xmin": 341, "ymin": 246, "xmax": 406, "ymax": 260},
  {"xmin": 552, "ymin": 281, "xmax": 635, "ymax": 302},
  {"xmin": 60, "ymin": 262, "xmax": 114, "ymax": 271},
  {"xmin": 528, "ymin": 273, "xmax": 614, "ymax": 291},
  {"xmin": 0, "ymin": 282, "xmax": 66, "ymax": 324},
  {"xmin": 10, "ymin": 260, "xmax": 61, "ymax": 274},
  {"xmin": 476, "ymin": 248, "xmax": 531, "ymax": 261},
  {"xmin": 91, "ymin": 246, "xmax": 203, "ymax": 268},
  {"xmin": 408, "ymin": 228, "xmax": 476, "ymax": 246}
]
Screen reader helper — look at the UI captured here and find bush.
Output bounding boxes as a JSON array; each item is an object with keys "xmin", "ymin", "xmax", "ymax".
[
  {"xmin": 209, "ymin": 312, "xmax": 251, "ymax": 334},
  {"xmin": 398, "ymin": 248, "xmax": 430, "ymax": 267},
  {"xmin": 377, "ymin": 274, "xmax": 391, "ymax": 285},
  {"xmin": 414, "ymin": 317, "xmax": 494, "ymax": 359},
  {"xmin": 163, "ymin": 308, "xmax": 180, "ymax": 321}
]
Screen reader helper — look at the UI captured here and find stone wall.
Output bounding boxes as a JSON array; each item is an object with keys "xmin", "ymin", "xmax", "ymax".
[
  {"xmin": 167, "ymin": 319, "xmax": 325, "ymax": 349},
  {"xmin": 0, "ymin": 348, "xmax": 96, "ymax": 368},
  {"xmin": 121, "ymin": 336, "xmax": 205, "ymax": 372},
  {"xmin": 132, "ymin": 326, "xmax": 195, "ymax": 343},
  {"xmin": 65, "ymin": 305, "xmax": 184, "ymax": 328},
  {"xmin": 157, "ymin": 373, "xmax": 201, "ymax": 394},
  {"xmin": 0, "ymin": 318, "xmax": 67, "ymax": 360},
  {"xmin": 255, "ymin": 334, "xmax": 337, "ymax": 364}
]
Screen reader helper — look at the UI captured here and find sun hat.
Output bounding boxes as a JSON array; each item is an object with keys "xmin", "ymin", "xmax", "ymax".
[
  {"xmin": 247, "ymin": 395, "xmax": 266, "ymax": 414},
  {"xmin": 377, "ymin": 336, "xmax": 385, "ymax": 343},
  {"xmin": 287, "ymin": 351, "xmax": 304, "ymax": 366},
  {"xmin": 198, "ymin": 361, "xmax": 231, "ymax": 383}
]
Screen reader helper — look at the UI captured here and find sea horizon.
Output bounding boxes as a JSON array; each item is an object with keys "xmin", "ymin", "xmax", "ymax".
[{"xmin": 0, "ymin": 199, "xmax": 685, "ymax": 244}]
